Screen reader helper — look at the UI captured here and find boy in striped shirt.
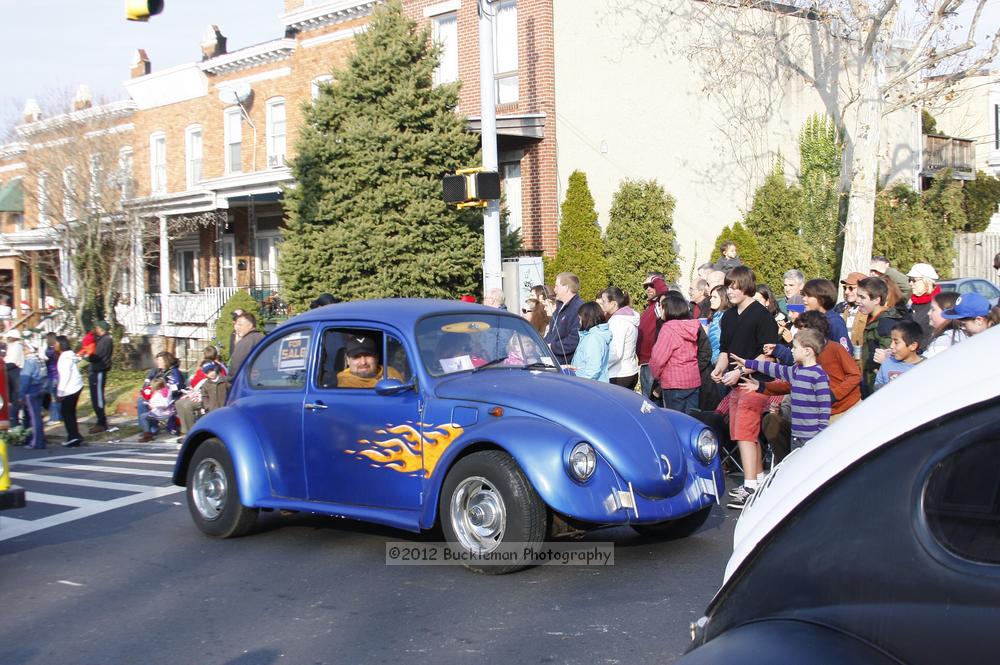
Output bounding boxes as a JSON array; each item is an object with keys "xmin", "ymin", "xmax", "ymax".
[{"xmin": 733, "ymin": 328, "xmax": 832, "ymax": 450}]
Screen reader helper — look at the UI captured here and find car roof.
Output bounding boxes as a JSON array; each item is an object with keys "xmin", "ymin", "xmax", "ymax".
[
  {"xmin": 725, "ymin": 325, "xmax": 1000, "ymax": 585},
  {"xmin": 274, "ymin": 298, "xmax": 519, "ymax": 332}
]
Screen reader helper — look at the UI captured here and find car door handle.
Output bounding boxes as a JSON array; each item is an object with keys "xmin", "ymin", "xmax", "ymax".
[{"xmin": 305, "ymin": 402, "xmax": 328, "ymax": 411}]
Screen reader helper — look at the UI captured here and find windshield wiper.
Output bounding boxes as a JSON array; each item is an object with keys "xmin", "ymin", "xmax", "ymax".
[
  {"xmin": 472, "ymin": 355, "xmax": 509, "ymax": 373},
  {"xmin": 520, "ymin": 361, "xmax": 558, "ymax": 370}
]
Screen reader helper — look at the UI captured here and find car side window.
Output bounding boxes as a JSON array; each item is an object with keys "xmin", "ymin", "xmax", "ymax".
[
  {"xmin": 971, "ymin": 280, "xmax": 999, "ymax": 300},
  {"xmin": 923, "ymin": 436, "xmax": 1000, "ymax": 565},
  {"xmin": 386, "ymin": 334, "xmax": 412, "ymax": 383},
  {"xmin": 316, "ymin": 327, "xmax": 396, "ymax": 389},
  {"xmin": 246, "ymin": 329, "xmax": 311, "ymax": 390}
]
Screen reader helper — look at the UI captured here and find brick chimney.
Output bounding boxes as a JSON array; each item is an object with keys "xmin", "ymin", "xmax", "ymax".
[
  {"xmin": 72, "ymin": 85, "xmax": 93, "ymax": 111},
  {"xmin": 201, "ymin": 25, "xmax": 227, "ymax": 60},
  {"xmin": 131, "ymin": 49, "xmax": 151, "ymax": 78},
  {"xmin": 23, "ymin": 99, "xmax": 42, "ymax": 124},
  {"xmin": 285, "ymin": 0, "xmax": 305, "ymax": 12}
]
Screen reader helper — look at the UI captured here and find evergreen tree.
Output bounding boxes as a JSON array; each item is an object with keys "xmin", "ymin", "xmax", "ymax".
[
  {"xmin": 710, "ymin": 222, "xmax": 763, "ymax": 274},
  {"xmin": 279, "ymin": 1, "xmax": 482, "ymax": 309},
  {"xmin": 215, "ymin": 291, "xmax": 263, "ymax": 362},
  {"xmin": 921, "ymin": 169, "xmax": 964, "ymax": 274},
  {"xmin": 798, "ymin": 114, "xmax": 843, "ymax": 280},
  {"xmin": 605, "ymin": 179, "xmax": 678, "ymax": 301},
  {"xmin": 549, "ymin": 171, "xmax": 608, "ymax": 300},
  {"xmin": 873, "ymin": 184, "xmax": 937, "ymax": 275},
  {"xmin": 743, "ymin": 162, "xmax": 818, "ymax": 288},
  {"xmin": 962, "ymin": 171, "xmax": 1000, "ymax": 233}
]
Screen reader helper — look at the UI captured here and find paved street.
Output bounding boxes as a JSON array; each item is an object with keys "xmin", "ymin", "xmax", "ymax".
[{"xmin": 1, "ymin": 442, "xmax": 737, "ymax": 665}]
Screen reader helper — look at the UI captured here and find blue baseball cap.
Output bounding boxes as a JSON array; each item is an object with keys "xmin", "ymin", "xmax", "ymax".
[{"xmin": 941, "ymin": 292, "xmax": 991, "ymax": 319}]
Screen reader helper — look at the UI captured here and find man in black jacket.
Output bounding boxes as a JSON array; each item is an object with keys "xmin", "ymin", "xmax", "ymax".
[
  {"xmin": 543, "ymin": 272, "xmax": 584, "ymax": 366},
  {"xmin": 88, "ymin": 320, "xmax": 113, "ymax": 434},
  {"xmin": 229, "ymin": 312, "xmax": 265, "ymax": 380}
]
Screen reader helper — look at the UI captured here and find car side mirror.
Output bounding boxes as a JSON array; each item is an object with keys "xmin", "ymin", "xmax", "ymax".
[{"xmin": 375, "ymin": 378, "xmax": 415, "ymax": 396}]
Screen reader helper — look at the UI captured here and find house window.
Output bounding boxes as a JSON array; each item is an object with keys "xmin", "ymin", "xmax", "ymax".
[
  {"xmin": 255, "ymin": 234, "xmax": 280, "ymax": 287},
  {"xmin": 119, "ymin": 148, "xmax": 133, "ymax": 205},
  {"xmin": 266, "ymin": 98, "xmax": 286, "ymax": 168},
  {"xmin": 224, "ymin": 108, "xmax": 242, "ymax": 175},
  {"xmin": 176, "ymin": 249, "xmax": 199, "ymax": 293},
  {"xmin": 150, "ymin": 132, "xmax": 167, "ymax": 194},
  {"xmin": 311, "ymin": 75, "xmax": 333, "ymax": 101},
  {"xmin": 432, "ymin": 12, "xmax": 458, "ymax": 85},
  {"xmin": 185, "ymin": 125, "xmax": 203, "ymax": 188},
  {"xmin": 63, "ymin": 167, "xmax": 76, "ymax": 221},
  {"xmin": 13, "ymin": 213, "xmax": 24, "ymax": 232},
  {"xmin": 220, "ymin": 236, "xmax": 236, "ymax": 288},
  {"xmin": 494, "ymin": 0, "xmax": 518, "ymax": 104},
  {"xmin": 501, "ymin": 161, "xmax": 522, "ymax": 234},
  {"xmin": 37, "ymin": 171, "xmax": 48, "ymax": 225},
  {"xmin": 88, "ymin": 153, "xmax": 102, "ymax": 210}
]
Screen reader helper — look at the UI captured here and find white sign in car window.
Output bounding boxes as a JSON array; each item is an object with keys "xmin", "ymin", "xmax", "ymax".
[
  {"xmin": 278, "ymin": 332, "xmax": 310, "ymax": 372},
  {"xmin": 440, "ymin": 355, "xmax": 474, "ymax": 373}
]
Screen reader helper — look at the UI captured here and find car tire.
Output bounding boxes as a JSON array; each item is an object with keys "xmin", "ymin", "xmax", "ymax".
[
  {"xmin": 440, "ymin": 450, "xmax": 547, "ymax": 574},
  {"xmin": 633, "ymin": 505, "xmax": 712, "ymax": 540},
  {"xmin": 186, "ymin": 438, "xmax": 258, "ymax": 538}
]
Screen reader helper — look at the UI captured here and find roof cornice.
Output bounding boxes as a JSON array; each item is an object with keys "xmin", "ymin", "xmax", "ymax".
[
  {"xmin": 281, "ymin": 0, "xmax": 379, "ymax": 33},
  {"xmin": 199, "ymin": 38, "xmax": 297, "ymax": 75},
  {"xmin": 16, "ymin": 101, "xmax": 137, "ymax": 138}
]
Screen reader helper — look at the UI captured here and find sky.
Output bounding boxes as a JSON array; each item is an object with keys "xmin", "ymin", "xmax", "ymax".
[{"xmin": 0, "ymin": 0, "xmax": 285, "ymax": 133}]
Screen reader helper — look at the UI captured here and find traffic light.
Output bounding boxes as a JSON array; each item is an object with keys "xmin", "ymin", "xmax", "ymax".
[
  {"xmin": 442, "ymin": 169, "xmax": 501, "ymax": 208},
  {"xmin": 126, "ymin": 0, "xmax": 164, "ymax": 21}
]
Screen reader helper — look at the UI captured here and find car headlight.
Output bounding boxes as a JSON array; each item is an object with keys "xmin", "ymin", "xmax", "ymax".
[
  {"xmin": 568, "ymin": 442, "xmax": 596, "ymax": 481},
  {"xmin": 695, "ymin": 428, "xmax": 718, "ymax": 463}
]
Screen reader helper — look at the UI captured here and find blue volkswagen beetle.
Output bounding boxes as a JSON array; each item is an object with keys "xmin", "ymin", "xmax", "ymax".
[{"xmin": 173, "ymin": 299, "xmax": 723, "ymax": 573}]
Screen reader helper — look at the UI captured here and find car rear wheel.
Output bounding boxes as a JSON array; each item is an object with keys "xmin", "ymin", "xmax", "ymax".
[
  {"xmin": 440, "ymin": 450, "xmax": 547, "ymax": 574},
  {"xmin": 633, "ymin": 505, "xmax": 712, "ymax": 540},
  {"xmin": 186, "ymin": 438, "xmax": 258, "ymax": 538}
]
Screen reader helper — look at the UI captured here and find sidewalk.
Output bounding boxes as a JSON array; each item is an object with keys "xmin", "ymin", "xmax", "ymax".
[{"xmin": 34, "ymin": 411, "xmax": 182, "ymax": 447}]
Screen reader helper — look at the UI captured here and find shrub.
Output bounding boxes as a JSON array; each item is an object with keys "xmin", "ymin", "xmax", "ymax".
[
  {"xmin": 215, "ymin": 291, "xmax": 262, "ymax": 362},
  {"xmin": 548, "ymin": 171, "xmax": 609, "ymax": 300},
  {"xmin": 605, "ymin": 179, "xmax": 678, "ymax": 302}
]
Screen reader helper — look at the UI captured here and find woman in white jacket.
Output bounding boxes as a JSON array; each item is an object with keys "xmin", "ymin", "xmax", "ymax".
[
  {"xmin": 598, "ymin": 287, "xmax": 640, "ymax": 390},
  {"xmin": 55, "ymin": 334, "xmax": 85, "ymax": 447}
]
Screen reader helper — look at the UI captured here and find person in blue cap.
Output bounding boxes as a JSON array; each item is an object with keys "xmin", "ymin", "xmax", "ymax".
[{"xmin": 940, "ymin": 292, "xmax": 996, "ymax": 337}]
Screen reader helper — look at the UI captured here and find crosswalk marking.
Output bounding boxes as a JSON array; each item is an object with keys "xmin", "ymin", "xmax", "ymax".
[
  {"xmin": 1, "ymin": 448, "xmax": 185, "ymax": 542},
  {"xmin": 10, "ymin": 472, "xmax": 157, "ymax": 493},
  {"xmin": 20, "ymin": 461, "xmax": 174, "ymax": 478}
]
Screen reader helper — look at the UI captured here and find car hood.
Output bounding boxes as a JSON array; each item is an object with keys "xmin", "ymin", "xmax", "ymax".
[
  {"xmin": 435, "ymin": 370, "xmax": 689, "ymax": 498},
  {"xmin": 725, "ymin": 326, "xmax": 1000, "ymax": 586}
]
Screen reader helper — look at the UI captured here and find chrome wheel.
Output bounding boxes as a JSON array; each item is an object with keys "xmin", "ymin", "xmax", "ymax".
[
  {"xmin": 450, "ymin": 476, "xmax": 508, "ymax": 553},
  {"xmin": 192, "ymin": 457, "xmax": 227, "ymax": 521}
]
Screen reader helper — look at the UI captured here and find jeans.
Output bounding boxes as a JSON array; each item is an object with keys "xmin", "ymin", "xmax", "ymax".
[
  {"xmin": 44, "ymin": 378, "xmax": 61, "ymax": 421},
  {"xmin": 639, "ymin": 364, "xmax": 653, "ymax": 400},
  {"xmin": 25, "ymin": 393, "xmax": 45, "ymax": 448},
  {"xmin": 662, "ymin": 387, "xmax": 698, "ymax": 414}
]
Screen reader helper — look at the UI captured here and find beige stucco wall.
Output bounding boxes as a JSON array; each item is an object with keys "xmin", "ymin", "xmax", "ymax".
[{"xmin": 553, "ymin": 0, "xmax": 918, "ymax": 281}]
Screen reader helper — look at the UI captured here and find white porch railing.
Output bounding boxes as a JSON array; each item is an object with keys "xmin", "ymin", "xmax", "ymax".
[{"xmin": 115, "ymin": 286, "xmax": 244, "ymax": 334}]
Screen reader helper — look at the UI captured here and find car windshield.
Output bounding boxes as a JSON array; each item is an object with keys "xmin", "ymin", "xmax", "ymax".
[{"xmin": 416, "ymin": 313, "xmax": 559, "ymax": 377}]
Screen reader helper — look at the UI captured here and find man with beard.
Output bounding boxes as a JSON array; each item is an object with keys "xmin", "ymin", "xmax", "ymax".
[{"xmin": 337, "ymin": 334, "xmax": 401, "ymax": 388}]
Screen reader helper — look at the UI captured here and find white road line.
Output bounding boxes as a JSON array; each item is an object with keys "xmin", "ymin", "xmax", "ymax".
[
  {"xmin": 16, "ymin": 461, "xmax": 173, "ymax": 478},
  {"xmin": 10, "ymin": 450, "xmax": 141, "ymax": 465},
  {"xmin": 84, "ymin": 457, "xmax": 175, "ymax": 466},
  {"xmin": 127, "ymin": 453, "xmax": 180, "ymax": 459},
  {"xmin": 11, "ymin": 472, "xmax": 161, "ymax": 492},
  {"xmin": 0, "ymin": 485, "xmax": 184, "ymax": 542},
  {"xmin": 23, "ymin": 492, "xmax": 102, "ymax": 508}
]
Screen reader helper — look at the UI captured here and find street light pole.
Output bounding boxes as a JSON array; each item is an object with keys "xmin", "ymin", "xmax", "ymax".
[{"xmin": 478, "ymin": 0, "xmax": 502, "ymax": 294}]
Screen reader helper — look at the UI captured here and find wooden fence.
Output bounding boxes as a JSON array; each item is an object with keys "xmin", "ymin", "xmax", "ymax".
[{"xmin": 954, "ymin": 232, "xmax": 1000, "ymax": 285}]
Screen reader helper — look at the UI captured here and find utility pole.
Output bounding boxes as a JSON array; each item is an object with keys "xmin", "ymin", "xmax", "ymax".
[{"xmin": 478, "ymin": 0, "xmax": 502, "ymax": 294}]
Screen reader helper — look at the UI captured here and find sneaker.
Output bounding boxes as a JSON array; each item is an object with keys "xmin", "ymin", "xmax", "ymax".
[
  {"xmin": 728, "ymin": 485, "xmax": 746, "ymax": 498},
  {"xmin": 61, "ymin": 438, "xmax": 83, "ymax": 448},
  {"xmin": 726, "ymin": 485, "xmax": 754, "ymax": 510},
  {"xmin": 88, "ymin": 425, "xmax": 107, "ymax": 434}
]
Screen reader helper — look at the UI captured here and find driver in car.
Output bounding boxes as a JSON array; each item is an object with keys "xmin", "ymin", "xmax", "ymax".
[{"xmin": 337, "ymin": 334, "xmax": 402, "ymax": 389}]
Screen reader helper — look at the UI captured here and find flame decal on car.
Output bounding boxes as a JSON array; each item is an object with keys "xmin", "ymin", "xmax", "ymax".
[{"xmin": 345, "ymin": 422, "xmax": 464, "ymax": 478}]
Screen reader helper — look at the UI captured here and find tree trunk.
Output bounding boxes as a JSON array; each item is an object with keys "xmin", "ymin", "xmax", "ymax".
[{"xmin": 839, "ymin": 54, "xmax": 884, "ymax": 282}]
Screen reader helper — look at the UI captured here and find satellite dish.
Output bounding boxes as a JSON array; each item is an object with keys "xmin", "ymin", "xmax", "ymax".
[{"xmin": 217, "ymin": 82, "xmax": 252, "ymax": 105}]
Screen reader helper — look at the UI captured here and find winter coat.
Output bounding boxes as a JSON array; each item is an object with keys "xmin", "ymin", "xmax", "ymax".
[
  {"xmin": 90, "ymin": 333, "xmax": 113, "ymax": 372},
  {"xmin": 200, "ymin": 377, "xmax": 229, "ymax": 412},
  {"xmin": 544, "ymin": 295, "xmax": 584, "ymax": 366},
  {"xmin": 908, "ymin": 285, "xmax": 940, "ymax": 349},
  {"xmin": 861, "ymin": 307, "xmax": 907, "ymax": 397},
  {"xmin": 571, "ymin": 323, "xmax": 612, "ymax": 382},
  {"xmin": 922, "ymin": 327, "xmax": 967, "ymax": 360},
  {"xmin": 825, "ymin": 309, "xmax": 854, "ymax": 356},
  {"xmin": 707, "ymin": 314, "xmax": 723, "ymax": 364},
  {"xmin": 649, "ymin": 319, "xmax": 702, "ymax": 390},
  {"xmin": 636, "ymin": 277, "xmax": 669, "ymax": 365},
  {"xmin": 143, "ymin": 364, "xmax": 186, "ymax": 400},
  {"xmin": 56, "ymin": 350, "xmax": 84, "ymax": 397},
  {"xmin": 19, "ymin": 356, "xmax": 47, "ymax": 397},
  {"xmin": 606, "ymin": 306, "xmax": 640, "ymax": 379}
]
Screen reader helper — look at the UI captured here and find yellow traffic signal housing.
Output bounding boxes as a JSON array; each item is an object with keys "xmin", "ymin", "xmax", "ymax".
[
  {"xmin": 442, "ymin": 169, "xmax": 501, "ymax": 207},
  {"xmin": 126, "ymin": 0, "xmax": 164, "ymax": 21}
]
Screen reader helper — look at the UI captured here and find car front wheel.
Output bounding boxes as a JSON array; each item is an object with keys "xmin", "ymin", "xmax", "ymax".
[
  {"xmin": 440, "ymin": 450, "xmax": 547, "ymax": 574},
  {"xmin": 186, "ymin": 438, "xmax": 258, "ymax": 538},
  {"xmin": 633, "ymin": 505, "xmax": 713, "ymax": 540}
]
